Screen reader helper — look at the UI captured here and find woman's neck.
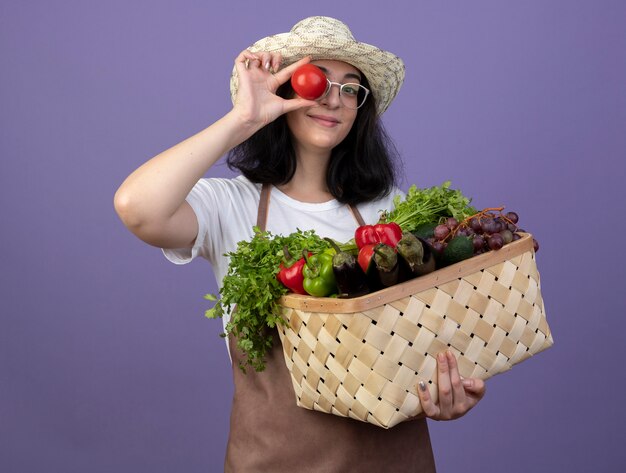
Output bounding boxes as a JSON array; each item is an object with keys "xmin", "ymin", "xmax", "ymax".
[{"xmin": 277, "ymin": 148, "xmax": 333, "ymax": 203}]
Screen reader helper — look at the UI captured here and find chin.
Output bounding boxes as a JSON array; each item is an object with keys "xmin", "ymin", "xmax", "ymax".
[{"xmin": 309, "ymin": 133, "xmax": 347, "ymax": 151}]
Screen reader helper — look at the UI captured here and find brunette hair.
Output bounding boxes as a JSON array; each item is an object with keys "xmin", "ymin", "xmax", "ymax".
[{"xmin": 226, "ymin": 76, "xmax": 399, "ymax": 205}]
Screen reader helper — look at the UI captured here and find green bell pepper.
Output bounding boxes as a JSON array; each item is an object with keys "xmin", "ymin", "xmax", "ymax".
[{"xmin": 302, "ymin": 250, "xmax": 337, "ymax": 297}]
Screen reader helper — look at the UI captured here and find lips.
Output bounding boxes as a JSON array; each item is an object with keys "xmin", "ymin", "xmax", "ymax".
[{"xmin": 308, "ymin": 113, "xmax": 340, "ymax": 127}]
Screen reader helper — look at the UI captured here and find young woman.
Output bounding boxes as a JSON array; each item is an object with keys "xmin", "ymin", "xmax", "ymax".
[{"xmin": 114, "ymin": 16, "xmax": 485, "ymax": 472}]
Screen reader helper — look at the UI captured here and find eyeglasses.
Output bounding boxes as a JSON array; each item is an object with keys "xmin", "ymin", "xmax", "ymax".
[{"xmin": 319, "ymin": 79, "xmax": 370, "ymax": 109}]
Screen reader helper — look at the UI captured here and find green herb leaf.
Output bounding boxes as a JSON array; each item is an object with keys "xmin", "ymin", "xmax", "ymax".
[
  {"xmin": 205, "ymin": 227, "xmax": 330, "ymax": 372},
  {"xmin": 383, "ymin": 182, "xmax": 476, "ymax": 232}
]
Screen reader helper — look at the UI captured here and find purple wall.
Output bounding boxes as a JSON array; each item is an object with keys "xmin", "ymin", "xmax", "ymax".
[{"xmin": 2, "ymin": 1, "xmax": 625, "ymax": 471}]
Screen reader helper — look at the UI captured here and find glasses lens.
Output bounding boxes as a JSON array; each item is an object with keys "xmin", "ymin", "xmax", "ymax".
[{"xmin": 340, "ymin": 83, "xmax": 369, "ymax": 109}]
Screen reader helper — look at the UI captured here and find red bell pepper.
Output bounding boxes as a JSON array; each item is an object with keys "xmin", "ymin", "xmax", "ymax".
[
  {"xmin": 355, "ymin": 222, "xmax": 403, "ymax": 249},
  {"xmin": 276, "ymin": 246, "xmax": 308, "ymax": 295}
]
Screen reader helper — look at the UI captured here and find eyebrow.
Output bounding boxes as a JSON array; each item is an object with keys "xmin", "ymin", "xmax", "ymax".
[{"xmin": 317, "ymin": 66, "xmax": 362, "ymax": 82}]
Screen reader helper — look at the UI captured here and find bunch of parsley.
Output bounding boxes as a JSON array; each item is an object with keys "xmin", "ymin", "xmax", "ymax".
[
  {"xmin": 383, "ymin": 181, "xmax": 477, "ymax": 231},
  {"xmin": 205, "ymin": 227, "xmax": 330, "ymax": 372}
]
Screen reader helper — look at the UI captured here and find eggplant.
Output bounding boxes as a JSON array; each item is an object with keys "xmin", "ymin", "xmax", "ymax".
[
  {"xmin": 396, "ymin": 232, "xmax": 436, "ymax": 281},
  {"xmin": 325, "ymin": 238, "xmax": 370, "ymax": 298},
  {"xmin": 367, "ymin": 243, "xmax": 400, "ymax": 288}
]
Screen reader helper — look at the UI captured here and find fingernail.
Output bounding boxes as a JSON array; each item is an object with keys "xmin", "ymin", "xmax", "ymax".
[
  {"xmin": 418, "ymin": 381, "xmax": 427, "ymax": 392},
  {"xmin": 265, "ymin": 61, "xmax": 271, "ymax": 70},
  {"xmin": 438, "ymin": 352, "xmax": 446, "ymax": 362},
  {"xmin": 462, "ymin": 378, "xmax": 473, "ymax": 388}
]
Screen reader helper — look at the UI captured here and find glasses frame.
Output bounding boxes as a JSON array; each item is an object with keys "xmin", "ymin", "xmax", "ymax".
[{"xmin": 319, "ymin": 79, "xmax": 370, "ymax": 110}]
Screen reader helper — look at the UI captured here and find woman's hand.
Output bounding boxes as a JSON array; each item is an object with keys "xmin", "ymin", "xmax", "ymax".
[
  {"xmin": 232, "ymin": 50, "xmax": 317, "ymax": 129},
  {"xmin": 417, "ymin": 350, "xmax": 486, "ymax": 421}
]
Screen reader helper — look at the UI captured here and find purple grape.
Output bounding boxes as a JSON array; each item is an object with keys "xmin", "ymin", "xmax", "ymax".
[
  {"xmin": 434, "ymin": 224, "xmax": 450, "ymax": 240},
  {"xmin": 533, "ymin": 238, "xmax": 540, "ymax": 252},
  {"xmin": 500, "ymin": 229, "xmax": 513, "ymax": 244},
  {"xmin": 431, "ymin": 241, "xmax": 446, "ymax": 254},
  {"xmin": 505, "ymin": 211, "xmax": 519, "ymax": 224},
  {"xmin": 512, "ymin": 233, "xmax": 521, "ymax": 241},
  {"xmin": 469, "ymin": 217, "xmax": 482, "ymax": 232},
  {"xmin": 487, "ymin": 233, "xmax": 504, "ymax": 250},
  {"xmin": 446, "ymin": 217, "xmax": 459, "ymax": 230},
  {"xmin": 472, "ymin": 235, "xmax": 485, "ymax": 251},
  {"xmin": 480, "ymin": 218, "xmax": 497, "ymax": 234}
]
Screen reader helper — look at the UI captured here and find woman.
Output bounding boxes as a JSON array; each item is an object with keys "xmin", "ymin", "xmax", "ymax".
[{"xmin": 115, "ymin": 16, "xmax": 485, "ymax": 472}]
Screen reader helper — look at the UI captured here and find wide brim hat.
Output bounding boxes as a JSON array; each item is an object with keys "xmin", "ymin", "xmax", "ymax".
[{"xmin": 230, "ymin": 16, "xmax": 405, "ymax": 115}]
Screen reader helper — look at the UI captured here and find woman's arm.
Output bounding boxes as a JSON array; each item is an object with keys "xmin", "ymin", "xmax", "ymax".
[
  {"xmin": 113, "ymin": 51, "xmax": 315, "ymax": 249},
  {"xmin": 113, "ymin": 111, "xmax": 258, "ymax": 249}
]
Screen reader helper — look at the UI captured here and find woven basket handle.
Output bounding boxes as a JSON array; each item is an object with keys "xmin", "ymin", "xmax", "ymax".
[{"xmin": 257, "ymin": 183, "xmax": 366, "ymax": 231}]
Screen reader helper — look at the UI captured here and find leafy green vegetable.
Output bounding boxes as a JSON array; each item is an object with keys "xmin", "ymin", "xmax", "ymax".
[
  {"xmin": 205, "ymin": 227, "xmax": 330, "ymax": 372},
  {"xmin": 382, "ymin": 181, "xmax": 477, "ymax": 232}
]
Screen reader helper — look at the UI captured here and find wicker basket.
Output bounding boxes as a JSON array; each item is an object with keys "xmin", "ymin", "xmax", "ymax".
[{"xmin": 276, "ymin": 233, "xmax": 552, "ymax": 429}]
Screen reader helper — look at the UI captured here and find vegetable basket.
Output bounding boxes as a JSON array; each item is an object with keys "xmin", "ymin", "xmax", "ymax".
[{"xmin": 275, "ymin": 232, "xmax": 553, "ymax": 429}]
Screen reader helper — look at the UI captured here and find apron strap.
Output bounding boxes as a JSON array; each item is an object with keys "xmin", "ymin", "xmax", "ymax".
[
  {"xmin": 348, "ymin": 203, "xmax": 366, "ymax": 227},
  {"xmin": 257, "ymin": 183, "xmax": 366, "ymax": 231},
  {"xmin": 256, "ymin": 183, "xmax": 272, "ymax": 232}
]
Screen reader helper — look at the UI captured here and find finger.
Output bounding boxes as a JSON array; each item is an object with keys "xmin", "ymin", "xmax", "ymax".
[
  {"xmin": 417, "ymin": 381, "xmax": 440, "ymax": 419},
  {"xmin": 281, "ymin": 97, "xmax": 318, "ymax": 114},
  {"xmin": 238, "ymin": 50, "xmax": 282, "ymax": 72},
  {"xmin": 462, "ymin": 377, "xmax": 487, "ymax": 400},
  {"xmin": 234, "ymin": 50, "xmax": 261, "ymax": 74},
  {"xmin": 236, "ymin": 49, "xmax": 260, "ymax": 65},
  {"xmin": 270, "ymin": 51, "xmax": 283, "ymax": 72},
  {"xmin": 236, "ymin": 49, "xmax": 259, "ymax": 61},
  {"xmin": 436, "ymin": 351, "xmax": 453, "ymax": 415},
  {"xmin": 257, "ymin": 52, "xmax": 273, "ymax": 71},
  {"xmin": 249, "ymin": 57, "xmax": 262, "ymax": 69},
  {"xmin": 273, "ymin": 56, "xmax": 312, "ymax": 84},
  {"xmin": 447, "ymin": 350, "xmax": 467, "ymax": 405}
]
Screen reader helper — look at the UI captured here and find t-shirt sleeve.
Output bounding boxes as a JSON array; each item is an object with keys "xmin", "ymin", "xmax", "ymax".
[{"xmin": 161, "ymin": 179, "xmax": 227, "ymax": 265}]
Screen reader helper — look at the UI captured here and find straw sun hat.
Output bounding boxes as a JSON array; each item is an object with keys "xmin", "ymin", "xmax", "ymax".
[{"xmin": 230, "ymin": 16, "xmax": 405, "ymax": 115}]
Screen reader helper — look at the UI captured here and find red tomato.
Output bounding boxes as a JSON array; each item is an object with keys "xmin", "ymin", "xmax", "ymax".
[{"xmin": 290, "ymin": 64, "xmax": 327, "ymax": 100}]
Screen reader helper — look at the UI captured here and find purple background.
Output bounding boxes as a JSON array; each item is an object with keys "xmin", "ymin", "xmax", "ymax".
[{"xmin": 2, "ymin": 1, "xmax": 625, "ymax": 471}]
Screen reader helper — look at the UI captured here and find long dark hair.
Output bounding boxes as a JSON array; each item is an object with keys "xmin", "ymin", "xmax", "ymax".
[{"xmin": 227, "ymin": 75, "xmax": 400, "ymax": 205}]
